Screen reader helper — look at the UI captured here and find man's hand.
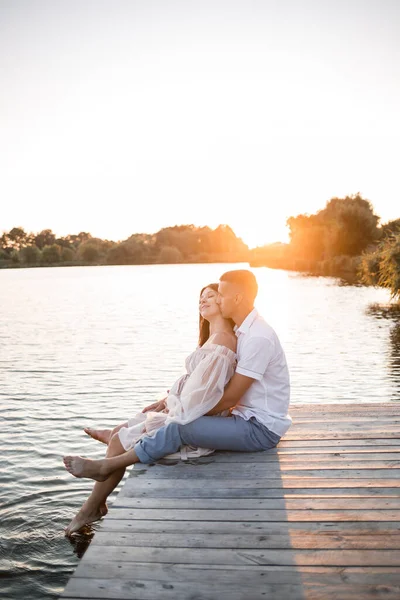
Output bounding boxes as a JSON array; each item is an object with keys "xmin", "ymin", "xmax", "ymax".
[
  {"xmin": 206, "ymin": 373, "xmax": 255, "ymax": 415},
  {"xmin": 142, "ymin": 391, "xmax": 169, "ymax": 413}
]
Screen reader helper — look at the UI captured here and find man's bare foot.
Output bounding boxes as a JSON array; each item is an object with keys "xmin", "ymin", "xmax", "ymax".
[
  {"xmin": 84, "ymin": 427, "xmax": 112, "ymax": 444},
  {"xmin": 65, "ymin": 504, "xmax": 108, "ymax": 536},
  {"xmin": 63, "ymin": 456, "xmax": 109, "ymax": 481}
]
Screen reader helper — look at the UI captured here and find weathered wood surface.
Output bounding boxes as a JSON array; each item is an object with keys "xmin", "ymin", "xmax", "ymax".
[{"xmin": 60, "ymin": 402, "xmax": 400, "ymax": 599}]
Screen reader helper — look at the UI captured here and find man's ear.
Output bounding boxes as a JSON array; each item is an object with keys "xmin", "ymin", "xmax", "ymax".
[{"xmin": 234, "ymin": 292, "xmax": 243, "ymax": 305}]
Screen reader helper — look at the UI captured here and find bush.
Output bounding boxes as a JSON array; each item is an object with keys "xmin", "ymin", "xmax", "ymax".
[
  {"xmin": 10, "ymin": 250, "xmax": 20, "ymax": 264},
  {"xmin": 20, "ymin": 245, "xmax": 41, "ymax": 265},
  {"xmin": 360, "ymin": 234, "xmax": 400, "ymax": 300},
  {"xmin": 42, "ymin": 244, "xmax": 61, "ymax": 264},
  {"xmin": 157, "ymin": 246, "xmax": 182, "ymax": 264},
  {"xmin": 377, "ymin": 234, "xmax": 400, "ymax": 300},
  {"xmin": 79, "ymin": 243, "xmax": 100, "ymax": 263},
  {"xmin": 60, "ymin": 247, "xmax": 76, "ymax": 262}
]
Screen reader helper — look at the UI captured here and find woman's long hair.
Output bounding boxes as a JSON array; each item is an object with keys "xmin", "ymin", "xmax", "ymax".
[{"xmin": 198, "ymin": 283, "xmax": 235, "ymax": 347}]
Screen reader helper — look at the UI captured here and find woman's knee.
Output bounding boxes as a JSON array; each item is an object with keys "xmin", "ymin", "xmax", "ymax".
[{"xmin": 107, "ymin": 432, "xmax": 125, "ymax": 456}]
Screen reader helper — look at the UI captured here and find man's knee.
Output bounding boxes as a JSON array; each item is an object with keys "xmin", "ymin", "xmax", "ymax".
[{"xmin": 176, "ymin": 420, "xmax": 199, "ymax": 446}]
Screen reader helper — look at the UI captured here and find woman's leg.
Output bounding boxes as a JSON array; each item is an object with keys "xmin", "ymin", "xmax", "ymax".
[
  {"xmin": 64, "ymin": 416, "xmax": 280, "ymax": 483},
  {"xmin": 84, "ymin": 421, "xmax": 129, "ymax": 444},
  {"xmin": 64, "ymin": 448, "xmax": 139, "ymax": 481},
  {"xmin": 64, "ymin": 433, "xmax": 127, "ymax": 535}
]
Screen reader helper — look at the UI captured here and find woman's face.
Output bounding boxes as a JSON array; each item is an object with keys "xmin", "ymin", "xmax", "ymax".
[{"xmin": 199, "ymin": 287, "xmax": 221, "ymax": 321}]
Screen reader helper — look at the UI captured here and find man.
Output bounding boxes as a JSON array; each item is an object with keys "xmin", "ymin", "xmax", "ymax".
[{"xmin": 64, "ymin": 269, "xmax": 291, "ymax": 481}]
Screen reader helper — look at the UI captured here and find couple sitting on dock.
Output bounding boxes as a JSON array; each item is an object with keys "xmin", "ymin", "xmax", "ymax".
[{"xmin": 63, "ymin": 269, "xmax": 292, "ymax": 535}]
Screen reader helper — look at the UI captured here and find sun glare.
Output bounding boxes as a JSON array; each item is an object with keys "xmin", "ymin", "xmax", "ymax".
[{"xmin": 234, "ymin": 221, "xmax": 290, "ymax": 250}]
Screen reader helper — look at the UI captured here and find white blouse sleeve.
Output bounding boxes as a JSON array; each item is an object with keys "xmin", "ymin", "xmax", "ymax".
[{"xmin": 165, "ymin": 347, "xmax": 236, "ymax": 426}]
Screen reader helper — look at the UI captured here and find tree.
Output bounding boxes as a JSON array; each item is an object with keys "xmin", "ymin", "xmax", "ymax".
[
  {"xmin": 60, "ymin": 247, "xmax": 75, "ymax": 262},
  {"xmin": 35, "ymin": 229, "xmax": 56, "ymax": 250},
  {"xmin": 0, "ymin": 233, "xmax": 9, "ymax": 252},
  {"xmin": 210, "ymin": 225, "xmax": 248, "ymax": 256},
  {"xmin": 79, "ymin": 238, "xmax": 113, "ymax": 263},
  {"xmin": 10, "ymin": 249, "xmax": 20, "ymax": 264},
  {"xmin": 286, "ymin": 214, "xmax": 326, "ymax": 261},
  {"xmin": 321, "ymin": 194, "xmax": 380, "ymax": 256},
  {"xmin": 157, "ymin": 245, "xmax": 183, "ymax": 264},
  {"xmin": 3, "ymin": 227, "xmax": 31, "ymax": 250},
  {"xmin": 21, "ymin": 245, "xmax": 41, "ymax": 265},
  {"xmin": 64, "ymin": 232, "xmax": 92, "ymax": 249},
  {"xmin": 79, "ymin": 242, "xmax": 100, "ymax": 263},
  {"xmin": 286, "ymin": 194, "xmax": 380, "ymax": 262},
  {"xmin": 106, "ymin": 244, "xmax": 132, "ymax": 265},
  {"xmin": 153, "ymin": 224, "xmax": 248, "ymax": 261},
  {"xmin": 41, "ymin": 244, "xmax": 61, "ymax": 263},
  {"xmin": 123, "ymin": 234, "xmax": 156, "ymax": 263}
]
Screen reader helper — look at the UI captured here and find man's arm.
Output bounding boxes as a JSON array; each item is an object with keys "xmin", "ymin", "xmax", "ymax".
[{"xmin": 206, "ymin": 372, "xmax": 255, "ymax": 416}]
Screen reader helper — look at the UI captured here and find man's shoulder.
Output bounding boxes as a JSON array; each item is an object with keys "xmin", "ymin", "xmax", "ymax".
[{"xmin": 247, "ymin": 313, "xmax": 276, "ymax": 340}]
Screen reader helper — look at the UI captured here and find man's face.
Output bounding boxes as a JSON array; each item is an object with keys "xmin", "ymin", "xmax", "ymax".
[{"xmin": 217, "ymin": 281, "xmax": 237, "ymax": 319}]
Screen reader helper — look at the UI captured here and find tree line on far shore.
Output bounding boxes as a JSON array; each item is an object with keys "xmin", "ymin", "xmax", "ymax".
[
  {"xmin": 1, "ymin": 193, "xmax": 399, "ymax": 301},
  {"xmin": 0, "ymin": 224, "xmax": 249, "ymax": 268},
  {"xmin": 249, "ymin": 193, "xmax": 400, "ymax": 301}
]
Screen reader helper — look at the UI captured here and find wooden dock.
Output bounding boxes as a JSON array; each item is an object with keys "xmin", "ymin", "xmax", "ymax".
[{"xmin": 60, "ymin": 403, "xmax": 400, "ymax": 599}]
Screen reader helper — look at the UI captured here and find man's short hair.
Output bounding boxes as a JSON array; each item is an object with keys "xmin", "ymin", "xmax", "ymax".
[{"xmin": 220, "ymin": 269, "xmax": 258, "ymax": 300}]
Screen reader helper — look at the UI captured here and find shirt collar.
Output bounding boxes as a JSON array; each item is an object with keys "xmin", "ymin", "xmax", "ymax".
[{"xmin": 234, "ymin": 308, "xmax": 259, "ymax": 337}]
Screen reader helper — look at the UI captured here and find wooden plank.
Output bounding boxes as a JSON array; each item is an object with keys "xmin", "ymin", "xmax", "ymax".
[
  {"xmin": 155, "ymin": 458, "xmax": 400, "ymax": 468},
  {"xmin": 290, "ymin": 424, "xmax": 400, "ymax": 430},
  {"xmin": 132, "ymin": 465, "xmax": 400, "ymax": 478},
  {"xmin": 276, "ymin": 439, "xmax": 400, "ymax": 447},
  {"xmin": 119, "ymin": 485, "xmax": 400, "ymax": 498},
  {"xmin": 125, "ymin": 476, "xmax": 400, "ymax": 488},
  {"xmin": 283, "ymin": 432, "xmax": 400, "ymax": 440},
  {"xmin": 105, "ymin": 508, "xmax": 400, "ymax": 521},
  {"xmin": 200, "ymin": 446, "xmax": 400, "ymax": 464},
  {"xmin": 111, "ymin": 497, "xmax": 400, "ymax": 510},
  {"xmin": 289, "ymin": 403, "xmax": 400, "ymax": 413},
  {"xmin": 62, "ymin": 578, "xmax": 400, "ymax": 599},
  {"xmin": 189, "ymin": 452, "xmax": 400, "ymax": 462},
  {"xmin": 291, "ymin": 418, "xmax": 400, "ymax": 423},
  {"xmin": 260, "ymin": 446, "xmax": 400, "ymax": 454},
  {"xmin": 74, "ymin": 562, "xmax": 400, "ymax": 584},
  {"xmin": 81, "ymin": 545, "xmax": 400, "ymax": 566},
  {"xmin": 90, "ymin": 531, "xmax": 400, "ymax": 550},
  {"xmin": 97, "ymin": 520, "xmax": 400, "ymax": 535}
]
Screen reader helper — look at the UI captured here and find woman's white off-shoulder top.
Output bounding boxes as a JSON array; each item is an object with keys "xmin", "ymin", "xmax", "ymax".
[{"xmin": 118, "ymin": 343, "xmax": 237, "ymax": 457}]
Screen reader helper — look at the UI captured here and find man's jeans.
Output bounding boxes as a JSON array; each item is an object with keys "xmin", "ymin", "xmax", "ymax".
[{"xmin": 134, "ymin": 415, "xmax": 281, "ymax": 464}]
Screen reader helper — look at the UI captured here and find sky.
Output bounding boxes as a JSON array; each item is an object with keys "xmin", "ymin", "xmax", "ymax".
[{"xmin": 1, "ymin": 0, "xmax": 399, "ymax": 249}]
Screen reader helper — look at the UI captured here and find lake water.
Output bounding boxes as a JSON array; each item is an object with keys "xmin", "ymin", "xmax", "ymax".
[{"xmin": 1, "ymin": 263, "xmax": 399, "ymax": 599}]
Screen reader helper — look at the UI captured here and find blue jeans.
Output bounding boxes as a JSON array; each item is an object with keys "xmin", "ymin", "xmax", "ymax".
[{"xmin": 134, "ymin": 415, "xmax": 281, "ymax": 464}]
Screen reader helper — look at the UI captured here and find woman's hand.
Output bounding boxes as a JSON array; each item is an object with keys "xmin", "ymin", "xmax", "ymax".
[{"xmin": 142, "ymin": 391, "xmax": 169, "ymax": 413}]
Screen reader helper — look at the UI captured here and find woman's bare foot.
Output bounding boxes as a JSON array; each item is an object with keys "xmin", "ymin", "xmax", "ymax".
[
  {"xmin": 84, "ymin": 427, "xmax": 112, "ymax": 444},
  {"xmin": 65, "ymin": 504, "xmax": 108, "ymax": 536},
  {"xmin": 63, "ymin": 456, "xmax": 109, "ymax": 481}
]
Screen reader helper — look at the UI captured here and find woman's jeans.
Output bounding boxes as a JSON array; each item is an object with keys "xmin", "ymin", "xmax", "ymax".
[{"xmin": 134, "ymin": 415, "xmax": 281, "ymax": 464}]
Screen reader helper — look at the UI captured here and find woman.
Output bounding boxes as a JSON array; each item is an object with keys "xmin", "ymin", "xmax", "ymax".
[{"xmin": 64, "ymin": 283, "xmax": 237, "ymax": 535}]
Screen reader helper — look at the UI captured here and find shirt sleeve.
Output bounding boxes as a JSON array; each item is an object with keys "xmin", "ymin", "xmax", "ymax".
[
  {"xmin": 165, "ymin": 350, "xmax": 236, "ymax": 425},
  {"xmin": 236, "ymin": 336, "xmax": 274, "ymax": 381}
]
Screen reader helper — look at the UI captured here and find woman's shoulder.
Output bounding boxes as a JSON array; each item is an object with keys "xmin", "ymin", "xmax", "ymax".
[{"xmin": 207, "ymin": 331, "xmax": 237, "ymax": 353}]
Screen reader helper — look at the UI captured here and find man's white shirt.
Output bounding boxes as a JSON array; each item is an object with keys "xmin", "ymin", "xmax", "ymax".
[{"xmin": 231, "ymin": 308, "xmax": 292, "ymax": 437}]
